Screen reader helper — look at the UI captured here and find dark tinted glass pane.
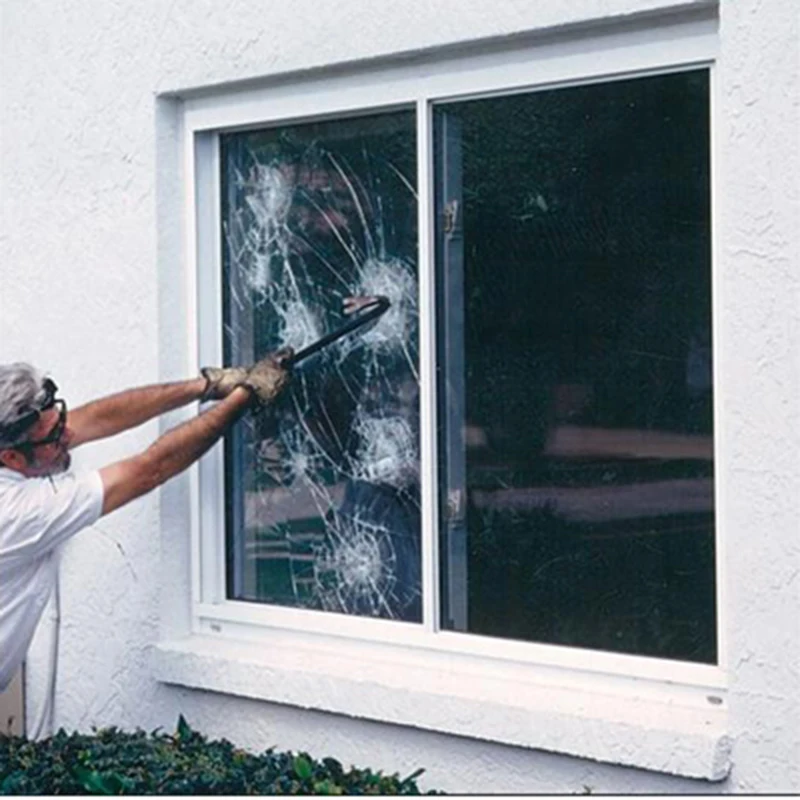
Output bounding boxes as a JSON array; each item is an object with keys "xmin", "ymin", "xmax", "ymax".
[
  {"xmin": 435, "ymin": 70, "xmax": 715, "ymax": 662},
  {"xmin": 220, "ymin": 110, "xmax": 421, "ymax": 621}
]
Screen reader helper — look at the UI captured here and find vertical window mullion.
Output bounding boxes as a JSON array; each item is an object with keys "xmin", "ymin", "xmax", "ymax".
[
  {"xmin": 187, "ymin": 123, "xmax": 203, "ymax": 618},
  {"xmin": 433, "ymin": 108, "xmax": 469, "ymax": 632},
  {"xmin": 417, "ymin": 97, "xmax": 440, "ymax": 633},
  {"xmin": 708, "ymin": 61, "xmax": 726, "ymax": 671},
  {"xmin": 219, "ymin": 132, "xmax": 253, "ymax": 603},
  {"xmin": 195, "ymin": 130, "xmax": 227, "ymax": 606}
]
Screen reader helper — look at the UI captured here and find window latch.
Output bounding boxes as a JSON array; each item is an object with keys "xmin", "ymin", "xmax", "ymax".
[
  {"xmin": 446, "ymin": 488, "xmax": 465, "ymax": 523},
  {"xmin": 443, "ymin": 200, "xmax": 459, "ymax": 235}
]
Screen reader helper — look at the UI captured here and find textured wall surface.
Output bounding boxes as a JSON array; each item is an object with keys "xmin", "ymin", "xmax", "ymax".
[
  {"xmin": 1, "ymin": 0, "xmax": 797, "ymax": 793},
  {"xmin": 716, "ymin": 0, "xmax": 800, "ymax": 793}
]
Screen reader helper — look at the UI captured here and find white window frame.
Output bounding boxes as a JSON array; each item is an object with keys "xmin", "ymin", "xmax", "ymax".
[{"xmin": 156, "ymin": 12, "xmax": 731, "ymax": 780}]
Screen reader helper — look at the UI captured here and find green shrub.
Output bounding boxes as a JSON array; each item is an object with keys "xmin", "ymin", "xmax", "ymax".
[{"xmin": 0, "ymin": 716, "xmax": 437, "ymax": 795}]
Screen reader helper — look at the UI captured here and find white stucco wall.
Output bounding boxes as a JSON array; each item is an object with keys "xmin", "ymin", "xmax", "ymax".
[{"xmin": 1, "ymin": 0, "xmax": 797, "ymax": 793}]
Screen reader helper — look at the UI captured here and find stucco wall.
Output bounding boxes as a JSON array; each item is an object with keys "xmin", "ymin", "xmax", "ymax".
[
  {"xmin": 1, "ymin": 0, "xmax": 797, "ymax": 793},
  {"xmin": 716, "ymin": 0, "xmax": 799, "ymax": 792}
]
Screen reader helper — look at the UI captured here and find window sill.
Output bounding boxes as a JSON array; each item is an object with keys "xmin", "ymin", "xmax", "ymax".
[{"xmin": 153, "ymin": 632, "xmax": 730, "ymax": 781}]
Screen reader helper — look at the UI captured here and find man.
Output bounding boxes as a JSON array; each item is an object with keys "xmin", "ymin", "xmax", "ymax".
[{"xmin": 0, "ymin": 355, "xmax": 290, "ymax": 692}]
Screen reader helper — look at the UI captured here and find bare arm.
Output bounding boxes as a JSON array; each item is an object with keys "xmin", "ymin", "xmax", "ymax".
[
  {"xmin": 98, "ymin": 386, "xmax": 254, "ymax": 516},
  {"xmin": 68, "ymin": 377, "xmax": 207, "ymax": 448}
]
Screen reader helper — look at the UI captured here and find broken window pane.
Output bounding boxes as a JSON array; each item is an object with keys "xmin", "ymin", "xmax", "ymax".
[
  {"xmin": 435, "ymin": 70, "xmax": 716, "ymax": 662},
  {"xmin": 221, "ymin": 110, "xmax": 421, "ymax": 622}
]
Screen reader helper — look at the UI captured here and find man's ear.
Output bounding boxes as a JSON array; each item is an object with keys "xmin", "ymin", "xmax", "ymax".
[{"xmin": 0, "ymin": 448, "xmax": 27, "ymax": 471}]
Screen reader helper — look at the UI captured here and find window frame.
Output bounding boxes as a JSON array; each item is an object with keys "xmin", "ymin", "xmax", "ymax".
[{"xmin": 163, "ymin": 11, "xmax": 730, "ymax": 778}]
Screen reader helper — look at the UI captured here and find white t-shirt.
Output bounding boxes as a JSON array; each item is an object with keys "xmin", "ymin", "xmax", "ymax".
[{"xmin": 0, "ymin": 467, "xmax": 104, "ymax": 692}]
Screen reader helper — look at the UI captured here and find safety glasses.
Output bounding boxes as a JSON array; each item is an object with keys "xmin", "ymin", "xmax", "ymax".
[{"xmin": 20, "ymin": 399, "xmax": 67, "ymax": 449}]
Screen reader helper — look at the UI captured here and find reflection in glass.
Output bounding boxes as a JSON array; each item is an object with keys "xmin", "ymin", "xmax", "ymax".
[
  {"xmin": 220, "ymin": 111, "xmax": 421, "ymax": 621},
  {"xmin": 435, "ymin": 70, "xmax": 716, "ymax": 661}
]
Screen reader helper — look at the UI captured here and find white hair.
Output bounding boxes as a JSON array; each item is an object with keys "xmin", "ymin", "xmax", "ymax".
[{"xmin": 0, "ymin": 362, "xmax": 49, "ymax": 447}]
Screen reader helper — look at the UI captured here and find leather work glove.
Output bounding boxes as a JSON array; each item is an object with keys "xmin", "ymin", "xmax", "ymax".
[
  {"xmin": 200, "ymin": 366, "xmax": 250, "ymax": 401},
  {"xmin": 243, "ymin": 348, "xmax": 293, "ymax": 405}
]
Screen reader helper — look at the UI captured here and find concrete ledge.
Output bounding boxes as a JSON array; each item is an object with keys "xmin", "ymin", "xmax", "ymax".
[{"xmin": 153, "ymin": 634, "xmax": 730, "ymax": 781}]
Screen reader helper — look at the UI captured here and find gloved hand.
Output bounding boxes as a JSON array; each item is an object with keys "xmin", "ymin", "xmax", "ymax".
[
  {"xmin": 200, "ymin": 366, "xmax": 249, "ymax": 401},
  {"xmin": 243, "ymin": 348, "xmax": 293, "ymax": 404}
]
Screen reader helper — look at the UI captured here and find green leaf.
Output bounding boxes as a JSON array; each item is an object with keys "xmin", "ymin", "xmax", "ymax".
[
  {"xmin": 73, "ymin": 766, "xmax": 127, "ymax": 795},
  {"xmin": 176, "ymin": 714, "xmax": 192, "ymax": 742},
  {"xmin": 400, "ymin": 767, "xmax": 425, "ymax": 786},
  {"xmin": 1, "ymin": 773, "xmax": 22, "ymax": 794},
  {"xmin": 293, "ymin": 754, "xmax": 313, "ymax": 780}
]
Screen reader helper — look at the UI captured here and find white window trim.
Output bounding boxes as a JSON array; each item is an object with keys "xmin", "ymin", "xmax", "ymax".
[{"xmin": 155, "ymin": 11, "xmax": 731, "ymax": 780}]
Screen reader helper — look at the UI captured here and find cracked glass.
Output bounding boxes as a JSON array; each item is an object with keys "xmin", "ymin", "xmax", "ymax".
[
  {"xmin": 220, "ymin": 110, "xmax": 421, "ymax": 622},
  {"xmin": 435, "ymin": 69, "xmax": 716, "ymax": 662}
]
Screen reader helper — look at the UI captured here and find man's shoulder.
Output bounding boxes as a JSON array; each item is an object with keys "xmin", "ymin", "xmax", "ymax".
[
  {"xmin": 0, "ymin": 468, "xmax": 104, "ymax": 559},
  {"xmin": 0, "ymin": 468, "xmax": 90, "ymax": 510},
  {"xmin": 0, "ymin": 467, "xmax": 25, "ymax": 485},
  {"xmin": 0, "ymin": 468, "xmax": 32, "ymax": 498},
  {"xmin": 0, "ymin": 470, "xmax": 49, "ymax": 519},
  {"xmin": 0, "ymin": 467, "xmax": 84, "ymax": 486},
  {"xmin": 0, "ymin": 468, "xmax": 52, "ymax": 493}
]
